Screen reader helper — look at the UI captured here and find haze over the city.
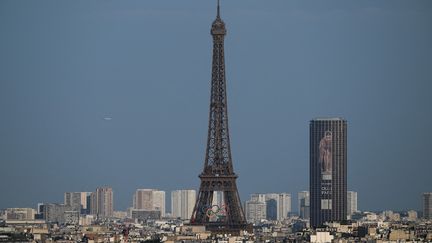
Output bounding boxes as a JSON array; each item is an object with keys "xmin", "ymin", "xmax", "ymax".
[{"xmin": 0, "ymin": 0, "xmax": 431, "ymax": 212}]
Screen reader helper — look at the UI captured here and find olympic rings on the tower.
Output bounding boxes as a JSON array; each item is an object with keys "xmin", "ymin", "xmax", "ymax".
[{"xmin": 200, "ymin": 204, "xmax": 227, "ymax": 219}]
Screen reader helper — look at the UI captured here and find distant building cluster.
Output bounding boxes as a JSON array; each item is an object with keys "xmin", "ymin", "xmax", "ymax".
[
  {"xmin": 244, "ymin": 193, "xmax": 291, "ymax": 222},
  {"xmin": 2, "ymin": 195, "xmax": 432, "ymax": 242},
  {"xmin": 35, "ymin": 187, "xmax": 114, "ymax": 225}
]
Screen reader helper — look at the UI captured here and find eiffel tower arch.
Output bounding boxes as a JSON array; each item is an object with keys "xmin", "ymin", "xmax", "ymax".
[{"xmin": 189, "ymin": 1, "xmax": 250, "ymax": 235}]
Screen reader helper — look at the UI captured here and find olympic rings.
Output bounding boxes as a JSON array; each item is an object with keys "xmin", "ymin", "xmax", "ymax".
[{"xmin": 200, "ymin": 204, "xmax": 227, "ymax": 218}]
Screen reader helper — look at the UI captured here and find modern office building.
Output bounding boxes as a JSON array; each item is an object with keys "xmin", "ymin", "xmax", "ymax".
[
  {"xmin": 133, "ymin": 189, "xmax": 165, "ymax": 217},
  {"xmin": 347, "ymin": 191, "xmax": 358, "ymax": 218},
  {"xmin": 310, "ymin": 118, "xmax": 347, "ymax": 228},
  {"xmin": 423, "ymin": 192, "xmax": 432, "ymax": 219},
  {"xmin": 298, "ymin": 191, "xmax": 310, "ymax": 219},
  {"xmin": 95, "ymin": 187, "xmax": 113, "ymax": 218},
  {"xmin": 171, "ymin": 190, "xmax": 196, "ymax": 220}
]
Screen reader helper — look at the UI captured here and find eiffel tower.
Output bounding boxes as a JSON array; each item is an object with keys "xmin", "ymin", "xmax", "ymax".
[{"xmin": 189, "ymin": 1, "xmax": 250, "ymax": 235}]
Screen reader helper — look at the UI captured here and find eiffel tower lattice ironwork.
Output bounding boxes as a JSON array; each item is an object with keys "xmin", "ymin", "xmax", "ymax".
[{"xmin": 190, "ymin": 1, "xmax": 249, "ymax": 234}]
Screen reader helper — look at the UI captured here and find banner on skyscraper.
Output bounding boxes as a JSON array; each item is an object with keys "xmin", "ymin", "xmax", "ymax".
[{"xmin": 319, "ymin": 131, "xmax": 332, "ymax": 210}]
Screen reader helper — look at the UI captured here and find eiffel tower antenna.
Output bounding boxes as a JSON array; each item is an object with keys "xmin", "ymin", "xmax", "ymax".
[{"xmin": 217, "ymin": 0, "xmax": 220, "ymax": 18}]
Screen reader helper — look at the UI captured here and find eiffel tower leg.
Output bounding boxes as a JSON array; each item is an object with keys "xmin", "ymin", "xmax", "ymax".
[
  {"xmin": 191, "ymin": 186, "xmax": 213, "ymax": 224},
  {"xmin": 223, "ymin": 188, "xmax": 246, "ymax": 225}
]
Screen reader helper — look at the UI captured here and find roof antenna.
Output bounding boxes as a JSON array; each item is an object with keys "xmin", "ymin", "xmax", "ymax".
[{"xmin": 217, "ymin": 0, "xmax": 220, "ymax": 18}]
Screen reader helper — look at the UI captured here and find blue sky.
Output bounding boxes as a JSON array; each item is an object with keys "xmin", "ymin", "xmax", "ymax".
[{"xmin": 0, "ymin": 0, "xmax": 431, "ymax": 212}]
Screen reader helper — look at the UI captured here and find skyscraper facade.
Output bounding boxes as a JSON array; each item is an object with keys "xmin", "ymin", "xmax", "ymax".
[
  {"xmin": 347, "ymin": 191, "xmax": 358, "ymax": 218},
  {"xmin": 171, "ymin": 190, "xmax": 196, "ymax": 220},
  {"xmin": 423, "ymin": 192, "xmax": 432, "ymax": 220},
  {"xmin": 298, "ymin": 191, "xmax": 310, "ymax": 219},
  {"xmin": 133, "ymin": 189, "xmax": 165, "ymax": 217},
  {"xmin": 310, "ymin": 118, "xmax": 347, "ymax": 228},
  {"xmin": 95, "ymin": 187, "xmax": 113, "ymax": 218}
]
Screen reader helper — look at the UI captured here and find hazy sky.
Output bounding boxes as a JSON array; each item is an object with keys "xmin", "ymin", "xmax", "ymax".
[{"xmin": 1, "ymin": 0, "xmax": 431, "ymax": 212}]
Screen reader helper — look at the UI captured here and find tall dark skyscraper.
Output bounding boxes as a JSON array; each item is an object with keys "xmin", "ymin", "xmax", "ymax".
[
  {"xmin": 189, "ymin": 1, "xmax": 249, "ymax": 235},
  {"xmin": 310, "ymin": 118, "xmax": 347, "ymax": 228}
]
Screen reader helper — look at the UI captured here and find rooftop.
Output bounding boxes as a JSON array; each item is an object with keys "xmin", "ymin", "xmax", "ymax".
[{"xmin": 312, "ymin": 117, "xmax": 346, "ymax": 121}]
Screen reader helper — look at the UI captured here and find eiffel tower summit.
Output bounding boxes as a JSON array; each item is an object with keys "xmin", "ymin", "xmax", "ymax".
[{"xmin": 189, "ymin": 1, "xmax": 251, "ymax": 235}]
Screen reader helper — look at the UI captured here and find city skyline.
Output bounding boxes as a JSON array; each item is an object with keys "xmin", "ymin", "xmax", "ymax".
[{"xmin": 1, "ymin": 0, "xmax": 432, "ymax": 212}]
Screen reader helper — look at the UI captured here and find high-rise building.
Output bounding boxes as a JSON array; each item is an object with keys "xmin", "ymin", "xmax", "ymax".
[
  {"xmin": 133, "ymin": 189, "xmax": 165, "ymax": 217},
  {"xmin": 95, "ymin": 187, "xmax": 113, "ymax": 218},
  {"xmin": 298, "ymin": 191, "xmax": 310, "ymax": 219},
  {"xmin": 347, "ymin": 191, "xmax": 358, "ymax": 218},
  {"xmin": 171, "ymin": 190, "xmax": 196, "ymax": 220},
  {"xmin": 249, "ymin": 193, "xmax": 291, "ymax": 221},
  {"xmin": 152, "ymin": 191, "xmax": 165, "ymax": 217},
  {"xmin": 90, "ymin": 192, "xmax": 97, "ymax": 215},
  {"xmin": 85, "ymin": 193, "xmax": 92, "ymax": 214},
  {"xmin": 278, "ymin": 193, "xmax": 292, "ymax": 220},
  {"xmin": 423, "ymin": 192, "xmax": 432, "ymax": 219},
  {"xmin": 310, "ymin": 118, "xmax": 347, "ymax": 228},
  {"xmin": 64, "ymin": 192, "xmax": 91, "ymax": 213},
  {"xmin": 245, "ymin": 200, "xmax": 266, "ymax": 223}
]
